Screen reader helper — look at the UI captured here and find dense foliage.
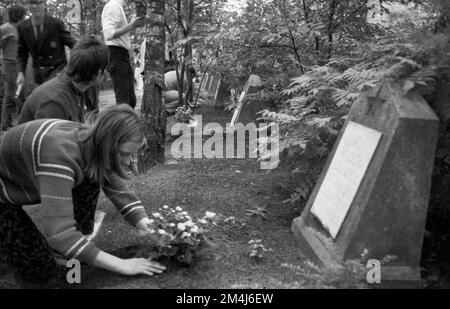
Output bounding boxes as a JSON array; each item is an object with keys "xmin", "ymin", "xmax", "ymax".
[{"xmin": 196, "ymin": 0, "xmax": 450, "ymax": 208}]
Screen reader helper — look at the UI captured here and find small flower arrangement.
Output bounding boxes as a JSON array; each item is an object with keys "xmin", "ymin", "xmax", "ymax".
[
  {"xmin": 175, "ymin": 106, "xmax": 193, "ymax": 123},
  {"xmin": 143, "ymin": 205, "xmax": 217, "ymax": 266}
]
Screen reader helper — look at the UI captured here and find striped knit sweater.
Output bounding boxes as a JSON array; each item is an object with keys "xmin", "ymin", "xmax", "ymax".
[{"xmin": 0, "ymin": 119, "xmax": 148, "ymax": 264}]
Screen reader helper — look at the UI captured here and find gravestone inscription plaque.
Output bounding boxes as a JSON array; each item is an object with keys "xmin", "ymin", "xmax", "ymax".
[{"xmin": 311, "ymin": 121, "xmax": 382, "ymax": 239}]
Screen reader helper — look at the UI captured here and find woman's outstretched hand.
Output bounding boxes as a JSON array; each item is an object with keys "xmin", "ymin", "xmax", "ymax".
[
  {"xmin": 93, "ymin": 251, "xmax": 166, "ymax": 276},
  {"xmin": 119, "ymin": 258, "xmax": 166, "ymax": 276}
]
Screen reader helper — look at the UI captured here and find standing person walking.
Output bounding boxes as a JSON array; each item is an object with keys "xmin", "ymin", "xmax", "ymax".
[
  {"xmin": 16, "ymin": 0, "xmax": 76, "ymax": 88},
  {"xmin": 101, "ymin": 0, "xmax": 146, "ymax": 109},
  {"xmin": 0, "ymin": 5, "xmax": 26, "ymax": 130}
]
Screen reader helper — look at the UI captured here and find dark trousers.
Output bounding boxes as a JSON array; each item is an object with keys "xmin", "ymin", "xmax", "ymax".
[
  {"xmin": 1, "ymin": 61, "xmax": 18, "ymax": 128},
  {"xmin": 107, "ymin": 46, "xmax": 136, "ymax": 109},
  {"xmin": 0, "ymin": 177, "xmax": 100, "ymax": 288}
]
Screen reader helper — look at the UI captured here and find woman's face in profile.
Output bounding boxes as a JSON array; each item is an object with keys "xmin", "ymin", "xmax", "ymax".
[{"xmin": 117, "ymin": 139, "xmax": 145, "ymax": 173}]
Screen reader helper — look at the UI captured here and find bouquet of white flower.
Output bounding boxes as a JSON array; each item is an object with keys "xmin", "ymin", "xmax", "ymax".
[{"xmin": 142, "ymin": 205, "xmax": 217, "ymax": 266}]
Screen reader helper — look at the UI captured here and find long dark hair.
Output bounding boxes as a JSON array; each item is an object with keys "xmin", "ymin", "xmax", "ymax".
[{"xmin": 81, "ymin": 104, "xmax": 144, "ymax": 184}]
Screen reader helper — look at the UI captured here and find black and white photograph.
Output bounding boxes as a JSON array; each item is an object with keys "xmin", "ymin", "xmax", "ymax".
[{"xmin": 0, "ymin": 0, "xmax": 449, "ymax": 292}]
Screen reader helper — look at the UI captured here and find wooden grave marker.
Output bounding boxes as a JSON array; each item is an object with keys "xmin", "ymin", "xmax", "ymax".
[{"xmin": 230, "ymin": 74, "xmax": 263, "ymax": 126}]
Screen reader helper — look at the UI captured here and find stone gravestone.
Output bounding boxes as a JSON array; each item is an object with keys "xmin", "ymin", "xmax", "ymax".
[
  {"xmin": 214, "ymin": 79, "xmax": 230, "ymax": 109},
  {"xmin": 291, "ymin": 81, "xmax": 439, "ymax": 286},
  {"xmin": 230, "ymin": 74, "xmax": 263, "ymax": 126}
]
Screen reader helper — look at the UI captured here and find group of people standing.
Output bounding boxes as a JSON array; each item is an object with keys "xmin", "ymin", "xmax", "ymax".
[
  {"xmin": 0, "ymin": 0, "xmax": 166, "ymax": 289},
  {"xmin": 0, "ymin": 0, "xmax": 144, "ymax": 128}
]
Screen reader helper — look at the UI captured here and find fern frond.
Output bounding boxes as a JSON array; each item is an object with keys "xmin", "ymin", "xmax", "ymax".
[
  {"xmin": 307, "ymin": 117, "xmax": 334, "ymax": 128},
  {"xmin": 342, "ymin": 68, "xmax": 384, "ymax": 84},
  {"xmin": 258, "ymin": 110, "xmax": 299, "ymax": 123}
]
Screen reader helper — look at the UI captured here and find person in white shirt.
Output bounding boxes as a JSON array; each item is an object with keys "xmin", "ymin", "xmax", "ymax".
[{"xmin": 101, "ymin": 0, "xmax": 146, "ymax": 109}]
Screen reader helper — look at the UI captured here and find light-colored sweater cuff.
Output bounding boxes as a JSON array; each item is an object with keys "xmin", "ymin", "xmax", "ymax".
[{"xmin": 126, "ymin": 208, "xmax": 148, "ymax": 227}]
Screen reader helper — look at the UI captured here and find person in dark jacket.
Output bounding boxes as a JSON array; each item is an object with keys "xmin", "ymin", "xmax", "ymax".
[{"xmin": 16, "ymin": 0, "xmax": 76, "ymax": 87}]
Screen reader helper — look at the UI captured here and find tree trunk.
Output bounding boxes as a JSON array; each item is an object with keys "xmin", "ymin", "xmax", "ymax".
[
  {"xmin": 301, "ymin": 0, "xmax": 321, "ymax": 60},
  {"xmin": 175, "ymin": 0, "xmax": 187, "ymax": 105},
  {"xmin": 326, "ymin": 0, "xmax": 338, "ymax": 61},
  {"xmin": 79, "ymin": 10, "xmax": 85, "ymax": 36},
  {"xmin": 138, "ymin": 0, "xmax": 166, "ymax": 172},
  {"xmin": 186, "ymin": 0, "xmax": 195, "ymax": 103},
  {"xmin": 187, "ymin": 43, "xmax": 194, "ymax": 102}
]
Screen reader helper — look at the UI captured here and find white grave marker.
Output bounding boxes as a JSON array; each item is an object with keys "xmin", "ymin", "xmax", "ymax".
[
  {"xmin": 230, "ymin": 90, "xmax": 247, "ymax": 127},
  {"xmin": 311, "ymin": 121, "xmax": 382, "ymax": 239}
]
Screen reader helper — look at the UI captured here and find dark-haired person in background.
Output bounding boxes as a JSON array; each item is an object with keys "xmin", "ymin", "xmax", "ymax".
[
  {"xmin": 18, "ymin": 35, "xmax": 110, "ymax": 124},
  {"xmin": 0, "ymin": 5, "xmax": 26, "ymax": 130}
]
